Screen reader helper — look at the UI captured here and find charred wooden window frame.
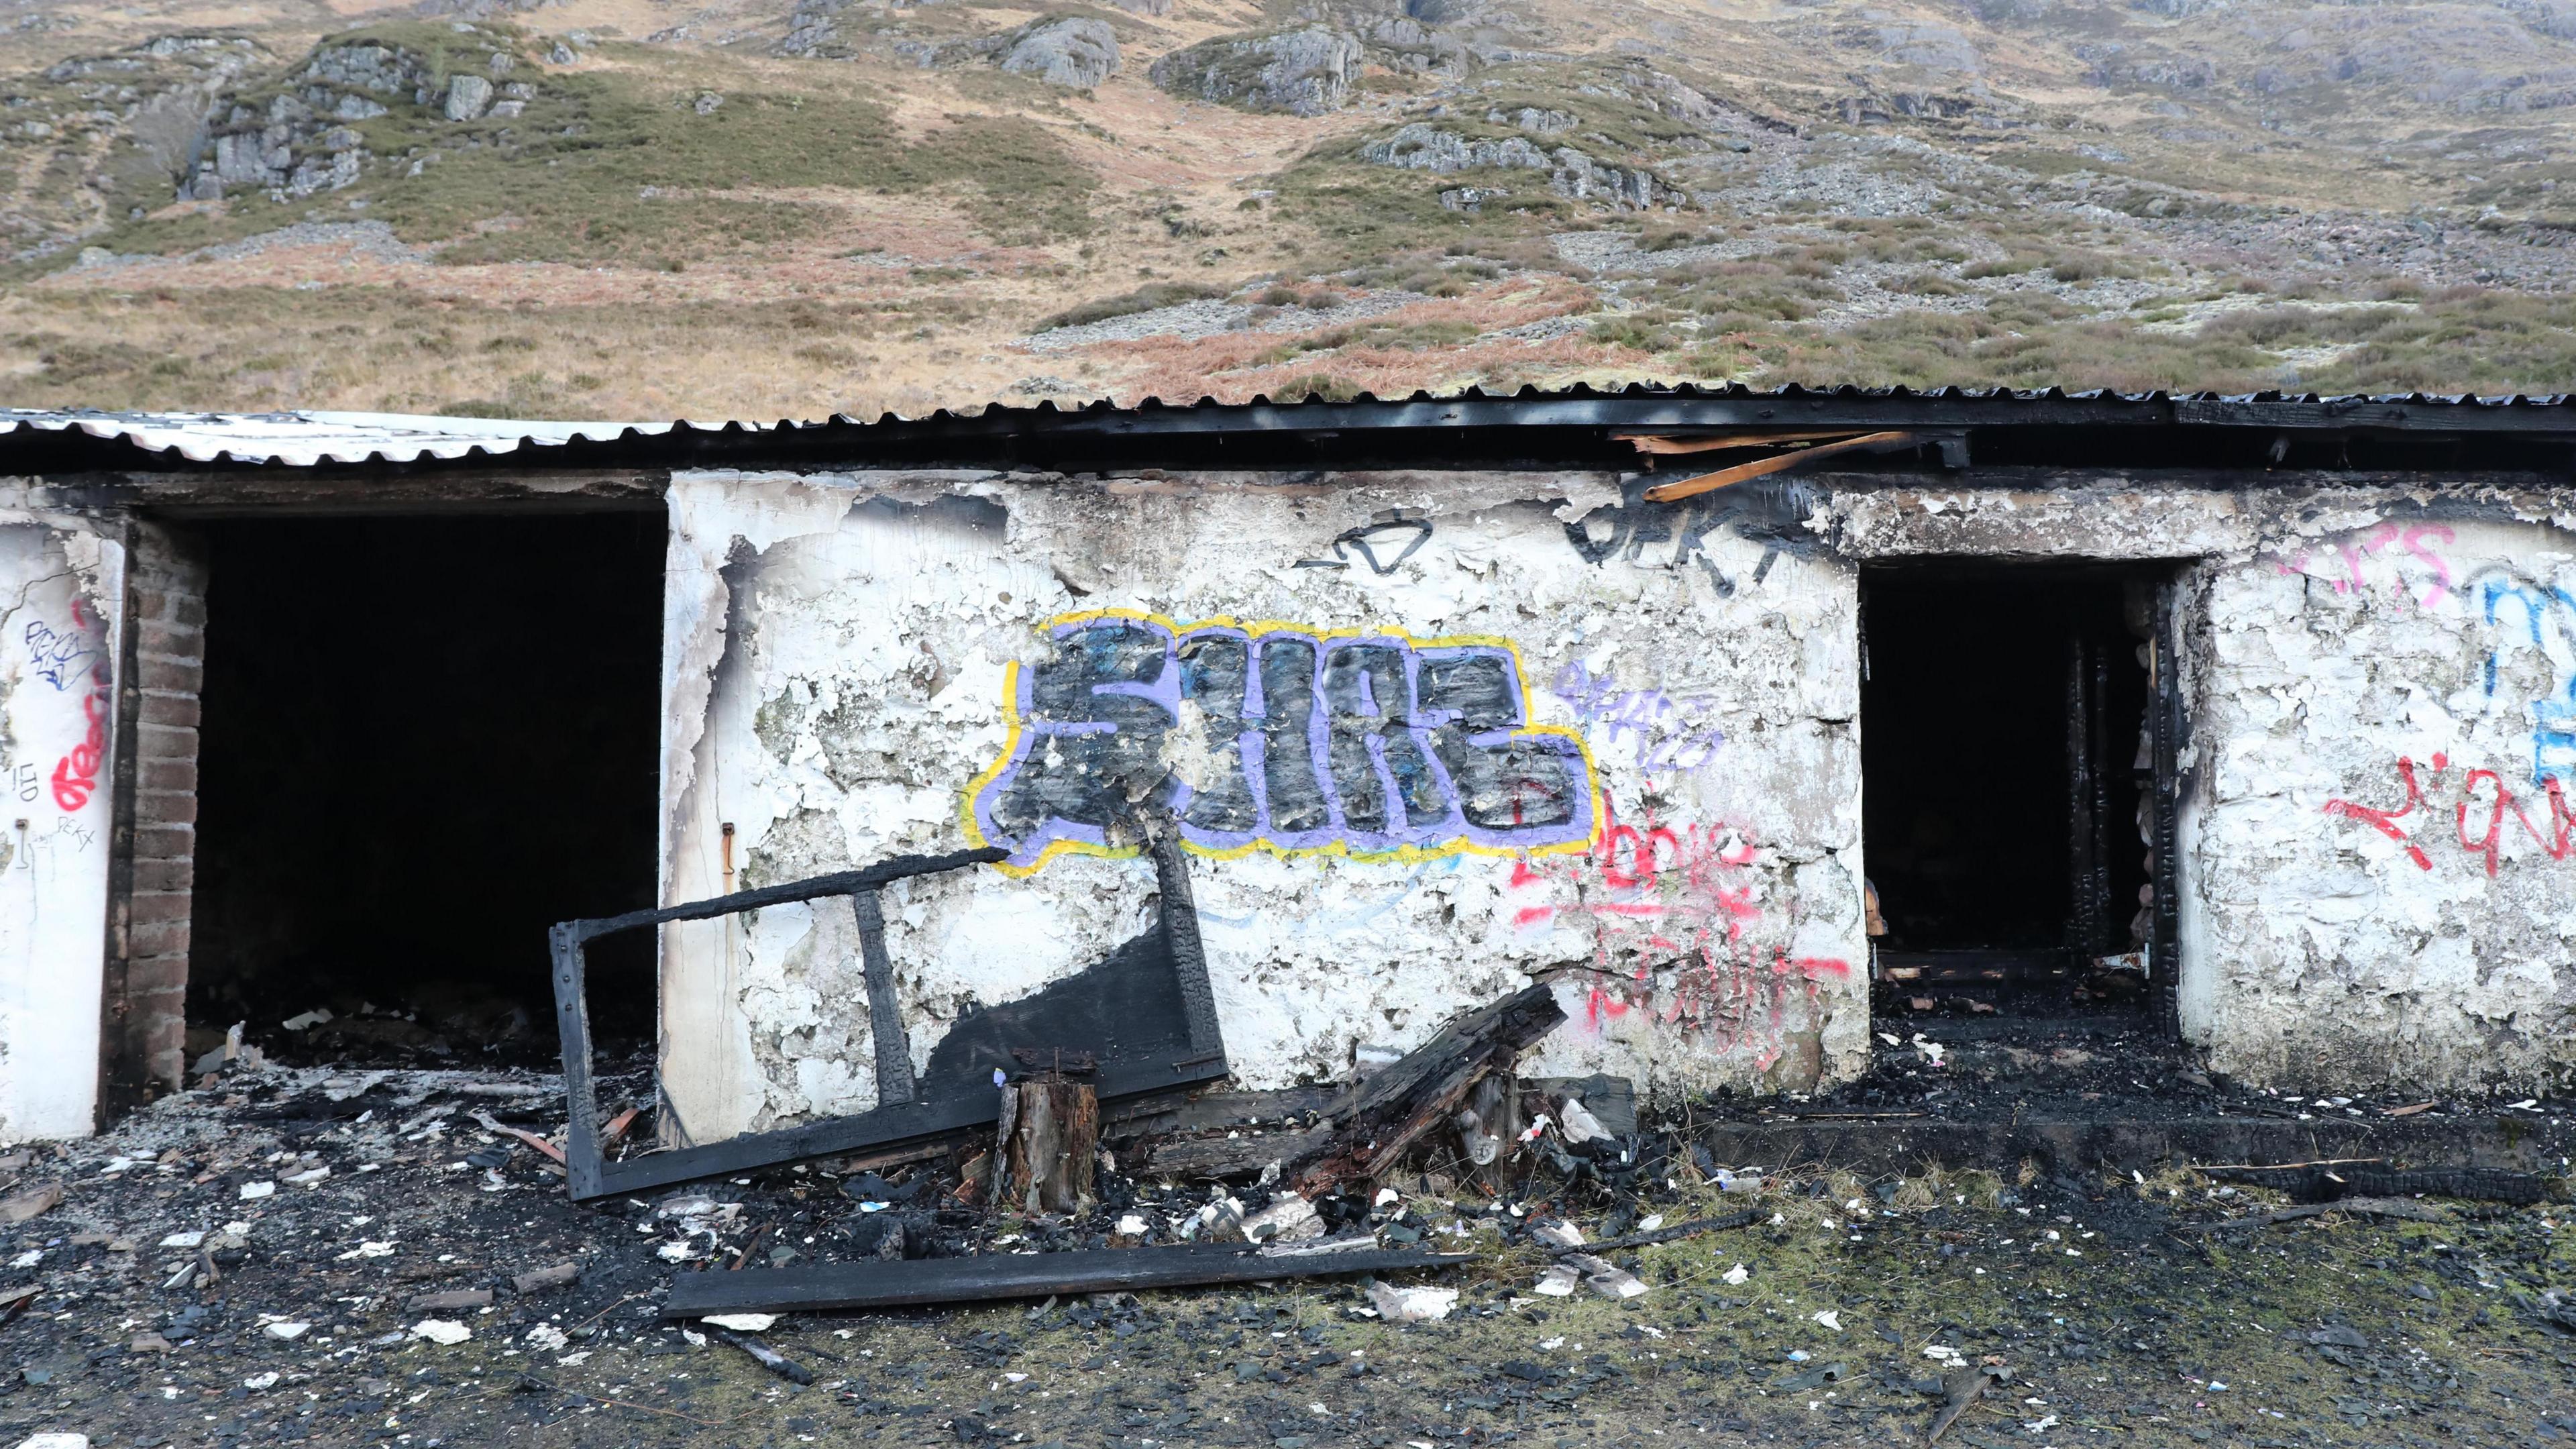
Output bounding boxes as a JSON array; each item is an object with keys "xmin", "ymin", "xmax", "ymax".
[
  {"xmin": 2148, "ymin": 576, "xmax": 2188, "ymax": 1041},
  {"xmin": 549, "ymin": 836, "xmax": 1229, "ymax": 1201}
]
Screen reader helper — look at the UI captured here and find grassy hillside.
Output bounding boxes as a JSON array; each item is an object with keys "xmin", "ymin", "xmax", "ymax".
[{"xmin": 3, "ymin": 0, "xmax": 2575, "ymax": 418}]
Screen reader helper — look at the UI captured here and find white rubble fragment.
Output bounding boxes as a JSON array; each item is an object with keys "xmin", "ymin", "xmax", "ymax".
[
  {"xmin": 14, "ymin": 1434, "xmax": 91, "ymax": 1449},
  {"xmin": 282, "ymin": 1167, "xmax": 329, "ymax": 1186},
  {"xmin": 1558, "ymin": 1097, "xmax": 1610, "ymax": 1144},
  {"xmin": 262, "ymin": 1322, "xmax": 310, "ymax": 1341},
  {"xmin": 700, "ymin": 1313, "xmax": 777, "ymax": 1332},
  {"xmin": 281, "ymin": 1009, "xmax": 333, "ymax": 1031},
  {"xmin": 411, "ymin": 1320, "xmax": 472, "ymax": 1346},
  {"xmin": 1373, "ymin": 1187, "xmax": 1400, "ymax": 1208},
  {"xmin": 1242, "ymin": 1193, "xmax": 1325, "ymax": 1244},
  {"xmin": 238, "ymin": 1181, "xmax": 274, "ymax": 1200},
  {"xmin": 1533, "ymin": 1263, "xmax": 1580, "ymax": 1297},
  {"xmin": 523, "ymin": 1324, "xmax": 569, "ymax": 1352},
  {"xmin": 1529, "ymin": 1218, "xmax": 1585, "ymax": 1249},
  {"xmin": 1114, "ymin": 1214, "xmax": 1150, "ymax": 1236},
  {"xmin": 1722, "ymin": 1263, "xmax": 1750, "ymax": 1285},
  {"xmin": 1567, "ymin": 1252, "xmax": 1648, "ymax": 1300},
  {"xmin": 241, "ymin": 1373, "xmax": 279, "ymax": 1390},
  {"xmin": 1366, "ymin": 1283, "xmax": 1457, "ymax": 1323},
  {"xmin": 1813, "ymin": 1310, "xmax": 1841, "ymax": 1332},
  {"xmin": 157, "ymin": 1231, "xmax": 204, "ymax": 1249}
]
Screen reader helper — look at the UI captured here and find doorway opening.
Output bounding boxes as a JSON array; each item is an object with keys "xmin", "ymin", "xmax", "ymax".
[
  {"xmin": 1860, "ymin": 562, "xmax": 2163, "ymax": 1018},
  {"xmin": 186, "ymin": 511, "xmax": 665, "ymax": 1068}
]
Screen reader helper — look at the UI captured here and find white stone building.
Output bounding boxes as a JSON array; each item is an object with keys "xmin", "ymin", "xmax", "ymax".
[{"xmin": 3, "ymin": 391, "xmax": 2571, "ymax": 1148}]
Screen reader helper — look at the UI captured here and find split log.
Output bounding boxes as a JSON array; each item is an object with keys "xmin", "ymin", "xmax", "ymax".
[
  {"xmin": 993, "ymin": 1075, "xmax": 1099, "ymax": 1214},
  {"xmin": 1289, "ymin": 983, "xmax": 1566, "ymax": 1196}
]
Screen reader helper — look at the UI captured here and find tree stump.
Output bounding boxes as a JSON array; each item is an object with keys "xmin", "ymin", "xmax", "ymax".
[{"xmin": 993, "ymin": 1074, "xmax": 1098, "ymax": 1215}]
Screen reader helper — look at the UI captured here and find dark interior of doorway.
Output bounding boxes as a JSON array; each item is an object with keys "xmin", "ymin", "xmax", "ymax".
[
  {"xmin": 188, "ymin": 512, "xmax": 665, "ymax": 1068},
  {"xmin": 1860, "ymin": 563, "xmax": 2157, "ymax": 1016}
]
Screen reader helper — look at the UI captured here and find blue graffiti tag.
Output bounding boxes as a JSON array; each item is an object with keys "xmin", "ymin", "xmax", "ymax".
[
  {"xmin": 21, "ymin": 620, "xmax": 95, "ymax": 692},
  {"xmin": 2477, "ymin": 572, "xmax": 2576, "ymax": 788}
]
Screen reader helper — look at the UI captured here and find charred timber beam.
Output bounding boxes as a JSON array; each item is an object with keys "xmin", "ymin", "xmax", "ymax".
[{"xmin": 663, "ymin": 1242, "xmax": 1468, "ymax": 1316}]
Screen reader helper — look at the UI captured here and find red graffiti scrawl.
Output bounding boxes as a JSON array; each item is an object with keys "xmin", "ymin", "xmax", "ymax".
[
  {"xmin": 1508, "ymin": 796, "xmax": 1850, "ymax": 1070},
  {"xmin": 51, "ymin": 689, "xmax": 105, "ymax": 812},
  {"xmin": 2324, "ymin": 753, "xmax": 2576, "ymax": 877}
]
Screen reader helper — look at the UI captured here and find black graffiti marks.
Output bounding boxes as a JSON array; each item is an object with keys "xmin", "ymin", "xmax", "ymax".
[{"xmin": 1563, "ymin": 476, "xmax": 1826, "ymax": 592}]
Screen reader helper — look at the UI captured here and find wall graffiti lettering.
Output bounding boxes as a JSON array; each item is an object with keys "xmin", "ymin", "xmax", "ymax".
[
  {"xmin": 965, "ymin": 610, "xmax": 1601, "ymax": 874},
  {"xmin": 23, "ymin": 619, "xmax": 96, "ymax": 691},
  {"xmin": 1549, "ymin": 661, "xmax": 1726, "ymax": 777},
  {"xmin": 50, "ymin": 689, "xmax": 105, "ymax": 812},
  {"xmin": 11, "ymin": 763, "xmax": 36, "ymax": 804},
  {"xmin": 2323, "ymin": 751, "xmax": 2576, "ymax": 877},
  {"xmin": 2273, "ymin": 523, "xmax": 2457, "ymax": 610},
  {"xmin": 1507, "ymin": 795, "xmax": 1849, "ymax": 1072},
  {"xmin": 2472, "ymin": 570, "xmax": 2576, "ymax": 788}
]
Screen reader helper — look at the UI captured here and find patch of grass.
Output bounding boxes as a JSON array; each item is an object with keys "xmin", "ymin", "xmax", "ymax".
[
  {"xmin": 1036, "ymin": 280, "xmax": 1228, "ymax": 331},
  {"xmin": 58, "ymin": 24, "xmax": 1102, "ymax": 269},
  {"xmin": 1266, "ymin": 370, "xmax": 1363, "ymax": 402}
]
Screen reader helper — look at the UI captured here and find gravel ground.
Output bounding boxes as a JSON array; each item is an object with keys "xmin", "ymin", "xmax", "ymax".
[{"xmin": 3, "ymin": 1049, "xmax": 2573, "ymax": 1449}]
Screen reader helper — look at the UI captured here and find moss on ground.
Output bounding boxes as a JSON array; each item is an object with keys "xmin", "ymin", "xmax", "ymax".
[{"xmin": 201, "ymin": 1171, "xmax": 2572, "ymax": 1448}]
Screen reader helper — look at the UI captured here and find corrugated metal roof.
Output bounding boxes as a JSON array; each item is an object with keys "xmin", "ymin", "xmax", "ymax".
[
  {"xmin": 0, "ymin": 409, "xmax": 680, "ymax": 467},
  {"xmin": 8, "ymin": 384, "xmax": 2576, "ymax": 471}
]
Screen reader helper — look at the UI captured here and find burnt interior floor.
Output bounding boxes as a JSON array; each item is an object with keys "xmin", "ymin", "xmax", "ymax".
[
  {"xmin": 185, "ymin": 511, "xmax": 665, "ymax": 1066},
  {"xmin": 1860, "ymin": 563, "xmax": 2157, "ymax": 1017}
]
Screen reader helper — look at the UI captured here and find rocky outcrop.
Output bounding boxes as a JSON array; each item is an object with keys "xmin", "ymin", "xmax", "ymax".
[
  {"xmin": 784, "ymin": 5, "xmax": 1119, "ymax": 88},
  {"xmin": 1359, "ymin": 123, "xmax": 1682, "ymax": 210},
  {"xmin": 1360, "ymin": 123, "xmax": 1551, "ymax": 172},
  {"xmin": 179, "ymin": 36, "xmax": 530, "ymax": 202},
  {"xmin": 1545, "ymin": 148, "xmax": 1682, "ymax": 209},
  {"xmin": 998, "ymin": 17, "xmax": 1120, "ymax": 88},
  {"xmin": 1149, "ymin": 28, "xmax": 1364, "ymax": 116}
]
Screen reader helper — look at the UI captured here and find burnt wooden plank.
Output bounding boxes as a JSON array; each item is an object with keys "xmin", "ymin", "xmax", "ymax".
[
  {"xmin": 662, "ymin": 1244, "xmax": 1467, "ymax": 1316},
  {"xmin": 588, "ymin": 1055, "xmax": 1226, "ymax": 1199},
  {"xmin": 1289, "ymin": 983, "xmax": 1566, "ymax": 1194}
]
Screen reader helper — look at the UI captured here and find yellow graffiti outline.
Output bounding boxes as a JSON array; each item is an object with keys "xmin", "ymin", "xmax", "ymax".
[{"xmin": 961, "ymin": 608, "xmax": 1604, "ymax": 877}]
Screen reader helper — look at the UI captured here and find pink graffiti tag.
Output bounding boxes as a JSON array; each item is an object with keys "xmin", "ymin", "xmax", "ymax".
[
  {"xmin": 50, "ymin": 689, "xmax": 105, "ymax": 812},
  {"xmin": 2275, "ymin": 523, "xmax": 2457, "ymax": 610}
]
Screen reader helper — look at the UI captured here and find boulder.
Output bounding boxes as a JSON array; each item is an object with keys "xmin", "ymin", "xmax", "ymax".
[
  {"xmin": 999, "ymin": 17, "xmax": 1120, "ymax": 89},
  {"xmin": 445, "ymin": 72, "xmax": 492, "ymax": 120},
  {"xmin": 1149, "ymin": 26, "xmax": 1362, "ymax": 116}
]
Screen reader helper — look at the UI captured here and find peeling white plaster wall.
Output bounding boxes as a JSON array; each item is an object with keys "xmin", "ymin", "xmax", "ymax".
[
  {"xmin": 653, "ymin": 468, "xmax": 2576, "ymax": 1139},
  {"xmin": 2193, "ymin": 513, "xmax": 2576, "ymax": 1091},
  {"xmin": 0, "ymin": 505, "xmax": 123, "ymax": 1141},
  {"xmin": 657, "ymin": 469, "xmax": 1872, "ymax": 1143}
]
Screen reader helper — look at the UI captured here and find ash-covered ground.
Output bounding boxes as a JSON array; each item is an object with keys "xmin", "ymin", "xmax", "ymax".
[{"xmin": 3, "ymin": 1046, "xmax": 2574, "ymax": 1449}]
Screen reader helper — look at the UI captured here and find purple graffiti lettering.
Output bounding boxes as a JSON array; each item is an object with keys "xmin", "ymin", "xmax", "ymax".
[{"xmin": 971, "ymin": 616, "xmax": 1597, "ymax": 870}]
